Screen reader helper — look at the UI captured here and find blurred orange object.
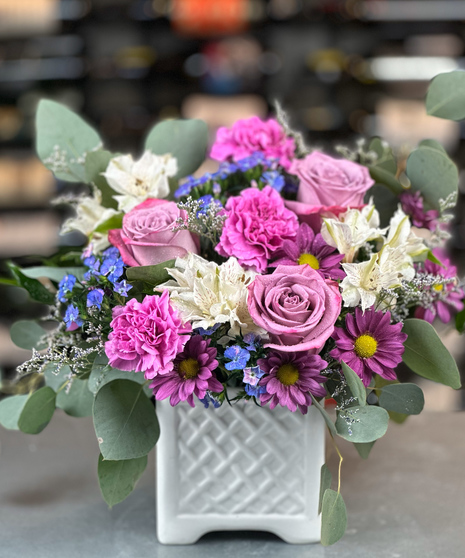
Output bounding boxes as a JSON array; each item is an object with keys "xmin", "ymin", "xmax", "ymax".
[{"xmin": 171, "ymin": 0, "xmax": 249, "ymax": 36}]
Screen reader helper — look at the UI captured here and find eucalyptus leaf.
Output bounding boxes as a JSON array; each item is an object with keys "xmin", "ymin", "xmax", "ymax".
[
  {"xmin": 364, "ymin": 183, "xmax": 401, "ymax": 228},
  {"xmin": 378, "ymin": 383, "xmax": 424, "ymax": 415},
  {"xmin": 341, "ymin": 362, "xmax": 366, "ymax": 407},
  {"xmin": 310, "ymin": 394, "xmax": 337, "ymax": 436},
  {"xmin": 56, "ymin": 379, "xmax": 94, "ymax": 418},
  {"xmin": 456, "ymin": 307, "xmax": 465, "ymax": 334},
  {"xmin": 336, "ymin": 405, "xmax": 389, "ymax": 443},
  {"xmin": 88, "ymin": 354, "xmax": 150, "ymax": 396},
  {"xmin": 85, "ymin": 150, "xmax": 119, "ymax": 209},
  {"xmin": 43, "ymin": 364, "xmax": 72, "ymax": 391},
  {"xmin": 0, "ymin": 395, "xmax": 28, "ymax": 430},
  {"xmin": 367, "ymin": 138, "xmax": 403, "ymax": 195},
  {"xmin": 388, "ymin": 410, "xmax": 409, "ymax": 424},
  {"xmin": 94, "ymin": 213, "xmax": 123, "ymax": 234},
  {"xmin": 93, "ymin": 379, "xmax": 159, "ymax": 460},
  {"xmin": 426, "ymin": 71, "xmax": 465, "ymax": 121},
  {"xmin": 98, "ymin": 454, "xmax": 148, "ymax": 508},
  {"xmin": 7, "ymin": 262, "xmax": 55, "ymax": 304},
  {"xmin": 321, "ymin": 489, "xmax": 347, "ymax": 546},
  {"xmin": 402, "ymin": 318, "xmax": 461, "ymax": 389},
  {"xmin": 18, "ymin": 387, "xmax": 56, "ymax": 434},
  {"xmin": 319, "ymin": 464, "xmax": 332, "ymax": 515},
  {"xmin": 354, "ymin": 441, "xmax": 375, "ymax": 459},
  {"xmin": 20, "ymin": 266, "xmax": 85, "ymax": 283},
  {"xmin": 145, "ymin": 119, "xmax": 208, "ymax": 180},
  {"xmin": 10, "ymin": 320, "xmax": 47, "ymax": 351},
  {"xmin": 126, "ymin": 260, "xmax": 176, "ymax": 286}
]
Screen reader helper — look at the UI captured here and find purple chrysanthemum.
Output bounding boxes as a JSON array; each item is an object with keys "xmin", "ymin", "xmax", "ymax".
[
  {"xmin": 269, "ymin": 223, "xmax": 345, "ymax": 280},
  {"xmin": 415, "ymin": 249, "xmax": 464, "ymax": 324},
  {"xmin": 150, "ymin": 335, "xmax": 223, "ymax": 407},
  {"xmin": 330, "ymin": 307, "xmax": 407, "ymax": 387},
  {"xmin": 257, "ymin": 351, "xmax": 327, "ymax": 414},
  {"xmin": 400, "ymin": 191, "xmax": 439, "ymax": 231}
]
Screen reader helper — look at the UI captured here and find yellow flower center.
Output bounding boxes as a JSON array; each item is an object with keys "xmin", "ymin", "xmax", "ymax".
[
  {"xmin": 298, "ymin": 253, "xmax": 320, "ymax": 270},
  {"xmin": 179, "ymin": 358, "xmax": 200, "ymax": 379},
  {"xmin": 276, "ymin": 364, "xmax": 300, "ymax": 386},
  {"xmin": 433, "ymin": 284, "xmax": 443, "ymax": 292},
  {"xmin": 354, "ymin": 334, "xmax": 378, "ymax": 359}
]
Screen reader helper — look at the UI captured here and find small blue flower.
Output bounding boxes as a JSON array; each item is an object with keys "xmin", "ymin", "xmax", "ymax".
[
  {"xmin": 224, "ymin": 345, "xmax": 250, "ymax": 371},
  {"xmin": 243, "ymin": 333, "xmax": 261, "ymax": 352},
  {"xmin": 199, "ymin": 392, "xmax": 222, "ymax": 409},
  {"xmin": 218, "ymin": 161, "xmax": 238, "ymax": 175},
  {"xmin": 243, "ymin": 365, "xmax": 265, "ymax": 386},
  {"xmin": 102, "ymin": 246, "xmax": 120, "ymax": 259},
  {"xmin": 261, "ymin": 170, "xmax": 285, "ymax": 192},
  {"xmin": 212, "ymin": 182, "xmax": 222, "ymax": 195},
  {"xmin": 101, "ymin": 255, "xmax": 124, "ymax": 283},
  {"xmin": 245, "ymin": 383, "xmax": 266, "ymax": 397},
  {"xmin": 86, "ymin": 288, "xmax": 104, "ymax": 310},
  {"xmin": 112, "ymin": 280, "xmax": 133, "ymax": 297},
  {"xmin": 195, "ymin": 323, "xmax": 220, "ymax": 336},
  {"xmin": 196, "ymin": 195, "xmax": 223, "ymax": 217},
  {"xmin": 83, "ymin": 256, "xmax": 100, "ymax": 281},
  {"xmin": 64, "ymin": 304, "xmax": 83, "ymax": 329},
  {"xmin": 57, "ymin": 274, "xmax": 76, "ymax": 302}
]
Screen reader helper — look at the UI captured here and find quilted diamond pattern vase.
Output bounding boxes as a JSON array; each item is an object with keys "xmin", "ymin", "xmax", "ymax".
[{"xmin": 156, "ymin": 398, "xmax": 325, "ymax": 544}]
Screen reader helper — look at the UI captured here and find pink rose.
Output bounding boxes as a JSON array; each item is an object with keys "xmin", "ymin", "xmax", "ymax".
[
  {"xmin": 108, "ymin": 199, "xmax": 199, "ymax": 267},
  {"xmin": 247, "ymin": 264, "xmax": 342, "ymax": 353},
  {"xmin": 210, "ymin": 116, "xmax": 296, "ymax": 170},
  {"xmin": 216, "ymin": 186, "xmax": 299, "ymax": 273}
]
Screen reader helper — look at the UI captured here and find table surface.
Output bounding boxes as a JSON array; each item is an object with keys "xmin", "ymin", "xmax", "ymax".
[{"xmin": 0, "ymin": 410, "xmax": 464, "ymax": 558}]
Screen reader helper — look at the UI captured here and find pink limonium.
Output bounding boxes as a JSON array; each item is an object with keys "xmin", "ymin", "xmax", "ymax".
[
  {"xmin": 216, "ymin": 186, "xmax": 299, "ymax": 272},
  {"xmin": 257, "ymin": 351, "xmax": 327, "ymax": 414},
  {"xmin": 210, "ymin": 116, "xmax": 296, "ymax": 170},
  {"xmin": 270, "ymin": 223, "xmax": 345, "ymax": 280},
  {"xmin": 399, "ymin": 191, "xmax": 439, "ymax": 232},
  {"xmin": 105, "ymin": 291, "xmax": 192, "ymax": 378},
  {"xmin": 150, "ymin": 335, "xmax": 222, "ymax": 407},
  {"xmin": 330, "ymin": 307, "xmax": 407, "ymax": 387},
  {"xmin": 414, "ymin": 248, "xmax": 464, "ymax": 323}
]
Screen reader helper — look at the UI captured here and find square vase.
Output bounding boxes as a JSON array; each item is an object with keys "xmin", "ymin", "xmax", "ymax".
[{"xmin": 156, "ymin": 397, "xmax": 325, "ymax": 545}]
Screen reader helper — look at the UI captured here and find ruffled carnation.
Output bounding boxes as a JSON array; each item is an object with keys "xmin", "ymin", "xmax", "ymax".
[
  {"xmin": 210, "ymin": 116, "xmax": 295, "ymax": 170},
  {"xmin": 105, "ymin": 291, "xmax": 191, "ymax": 379},
  {"xmin": 216, "ymin": 186, "xmax": 299, "ymax": 272}
]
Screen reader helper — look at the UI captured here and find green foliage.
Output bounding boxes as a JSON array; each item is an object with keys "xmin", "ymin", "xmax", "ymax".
[
  {"xmin": 319, "ymin": 464, "xmax": 332, "ymax": 514},
  {"xmin": 354, "ymin": 441, "xmax": 375, "ymax": 459},
  {"xmin": 336, "ymin": 405, "xmax": 389, "ymax": 443},
  {"xmin": 0, "ymin": 395, "xmax": 28, "ymax": 430},
  {"xmin": 364, "ymin": 184, "xmax": 400, "ymax": 228},
  {"xmin": 98, "ymin": 454, "xmax": 148, "ymax": 508},
  {"xmin": 126, "ymin": 260, "xmax": 176, "ymax": 286},
  {"xmin": 367, "ymin": 138, "xmax": 404, "ymax": 195},
  {"xmin": 93, "ymin": 379, "xmax": 159, "ymax": 460},
  {"xmin": 321, "ymin": 489, "xmax": 347, "ymax": 546},
  {"xmin": 56, "ymin": 379, "xmax": 94, "ymax": 418},
  {"xmin": 7, "ymin": 262, "xmax": 55, "ymax": 304},
  {"xmin": 145, "ymin": 119, "xmax": 208, "ymax": 180},
  {"xmin": 18, "ymin": 387, "xmax": 56, "ymax": 434},
  {"xmin": 36, "ymin": 100, "xmax": 101, "ymax": 183},
  {"xmin": 310, "ymin": 394, "xmax": 337, "ymax": 436},
  {"xmin": 426, "ymin": 71, "xmax": 465, "ymax": 121},
  {"xmin": 88, "ymin": 355, "xmax": 150, "ymax": 396},
  {"xmin": 406, "ymin": 140, "xmax": 458, "ymax": 210},
  {"xmin": 20, "ymin": 266, "xmax": 86, "ymax": 283},
  {"xmin": 341, "ymin": 362, "xmax": 366, "ymax": 407},
  {"xmin": 10, "ymin": 320, "xmax": 47, "ymax": 351},
  {"xmin": 93, "ymin": 213, "xmax": 123, "ymax": 234},
  {"xmin": 455, "ymin": 307, "xmax": 465, "ymax": 334},
  {"xmin": 378, "ymin": 383, "xmax": 424, "ymax": 415},
  {"xmin": 85, "ymin": 150, "xmax": 118, "ymax": 209},
  {"xmin": 43, "ymin": 364, "xmax": 71, "ymax": 391},
  {"xmin": 402, "ymin": 318, "xmax": 461, "ymax": 389}
]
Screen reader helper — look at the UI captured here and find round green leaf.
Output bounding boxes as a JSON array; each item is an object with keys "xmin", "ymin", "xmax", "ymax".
[
  {"xmin": 145, "ymin": 119, "xmax": 208, "ymax": 179},
  {"xmin": 426, "ymin": 71, "xmax": 465, "ymax": 121},
  {"xmin": 126, "ymin": 260, "xmax": 175, "ymax": 286},
  {"xmin": 18, "ymin": 387, "xmax": 56, "ymax": 434},
  {"xmin": 20, "ymin": 266, "xmax": 85, "ymax": 283},
  {"xmin": 354, "ymin": 441, "xmax": 375, "ymax": 460},
  {"xmin": 336, "ymin": 405, "xmax": 389, "ymax": 443},
  {"xmin": 43, "ymin": 364, "xmax": 71, "ymax": 391},
  {"xmin": 310, "ymin": 394, "xmax": 337, "ymax": 436},
  {"xmin": 378, "ymin": 383, "xmax": 424, "ymax": 415},
  {"xmin": 319, "ymin": 464, "xmax": 332, "ymax": 515},
  {"xmin": 367, "ymin": 137, "xmax": 403, "ymax": 195},
  {"xmin": 341, "ymin": 362, "xmax": 366, "ymax": 407},
  {"xmin": 10, "ymin": 320, "xmax": 47, "ymax": 351},
  {"xmin": 56, "ymin": 379, "xmax": 94, "ymax": 418},
  {"xmin": 93, "ymin": 379, "xmax": 159, "ymax": 461},
  {"xmin": 0, "ymin": 395, "xmax": 28, "ymax": 430},
  {"xmin": 98, "ymin": 454, "xmax": 148, "ymax": 508},
  {"xmin": 321, "ymin": 489, "xmax": 347, "ymax": 546},
  {"xmin": 85, "ymin": 150, "xmax": 118, "ymax": 208},
  {"xmin": 402, "ymin": 318, "xmax": 461, "ymax": 389},
  {"xmin": 88, "ymin": 355, "xmax": 150, "ymax": 396}
]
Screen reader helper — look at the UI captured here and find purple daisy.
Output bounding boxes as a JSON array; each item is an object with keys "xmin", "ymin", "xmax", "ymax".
[
  {"xmin": 414, "ymin": 248, "xmax": 464, "ymax": 324},
  {"xmin": 330, "ymin": 307, "xmax": 407, "ymax": 387},
  {"xmin": 269, "ymin": 223, "xmax": 345, "ymax": 280},
  {"xmin": 400, "ymin": 191, "xmax": 439, "ymax": 231},
  {"xmin": 257, "ymin": 351, "xmax": 327, "ymax": 414},
  {"xmin": 150, "ymin": 335, "xmax": 222, "ymax": 407}
]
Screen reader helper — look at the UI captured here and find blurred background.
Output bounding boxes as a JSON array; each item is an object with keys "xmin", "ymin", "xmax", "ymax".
[{"xmin": 1, "ymin": 0, "xmax": 464, "ymax": 410}]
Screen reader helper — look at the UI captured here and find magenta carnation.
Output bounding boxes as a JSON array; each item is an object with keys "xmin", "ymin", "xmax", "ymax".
[
  {"xmin": 258, "ymin": 351, "xmax": 327, "ymax": 414},
  {"xmin": 216, "ymin": 186, "xmax": 299, "ymax": 272},
  {"xmin": 400, "ymin": 191, "xmax": 439, "ymax": 232},
  {"xmin": 105, "ymin": 291, "xmax": 191, "ymax": 378},
  {"xmin": 270, "ymin": 223, "xmax": 345, "ymax": 280},
  {"xmin": 414, "ymin": 248, "xmax": 464, "ymax": 323},
  {"xmin": 330, "ymin": 307, "xmax": 407, "ymax": 387},
  {"xmin": 150, "ymin": 335, "xmax": 222, "ymax": 407},
  {"xmin": 210, "ymin": 116, "xmax": 295, "ymax": 170}
]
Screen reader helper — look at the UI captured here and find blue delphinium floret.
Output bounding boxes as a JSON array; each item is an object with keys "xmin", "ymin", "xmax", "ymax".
[
  {"xmin": 245, "ymin": 383, "xmax": 267, "ymax": 397},
  {"xmin": 100, "ymin": 254, "xmax": 124, "ymax": 284},
  {"xmin": 112, "ymin": 280, "xmax": 133, "ymax": 297},
  {"xmin": 57, "ymin": 274, "xmax": 77, "ymax": 303},
  {"xmin": 261, "ymin": 170, "xmax": 285, "ymax": 192},
  {"xmin": 64, "ymin": 304, "xmax": 83, "ymax": 329},
  {"xmin": 86, "ymin": 288, "xmax": 104, "ymax": 310},
  {"xmin": 243, "ymin": 333, "xmax": 261, "ymax": 352},
  {"xmin": 199, "ymin": 391, "xmax": 221, "ymax": 409},
  {"xmin": 224, "ymin": 345, "xmax": 250, "ymax": 370}
]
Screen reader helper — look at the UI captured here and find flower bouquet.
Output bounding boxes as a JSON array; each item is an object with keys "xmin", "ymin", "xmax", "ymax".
[{"xmin": 1, "ymin": 70, "xmax": 464, "ymax": 546}]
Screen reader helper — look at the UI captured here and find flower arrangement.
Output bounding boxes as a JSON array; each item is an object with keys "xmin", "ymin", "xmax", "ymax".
[{"xmin": 1, "ymin": 70, "xmax": 464, "ymax": 546}]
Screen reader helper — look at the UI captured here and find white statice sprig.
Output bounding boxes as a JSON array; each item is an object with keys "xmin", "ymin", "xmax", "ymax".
[
  {"xmin": 102, "ymin": 150, "xmax": 178, "ymax": 213},
  {"xmin": 174, "ymin": 197, "xmax": 226, "ymax": 245}
]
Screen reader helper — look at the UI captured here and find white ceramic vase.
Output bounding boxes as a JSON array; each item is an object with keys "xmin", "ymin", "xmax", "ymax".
[{"xmin": 156, "ymin": 397, "xmax": 325, "ymax": 545}]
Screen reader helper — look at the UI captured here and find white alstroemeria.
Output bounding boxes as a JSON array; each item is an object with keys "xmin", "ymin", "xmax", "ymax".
[
  {"xmin": 61, "ymin": 189, "xmax": 120, "ymax": 251},
  {"xmin": 157, "ymin": 253, "xmax": 266, "ymax": 340},
  {"xmin": 103, "ymin": 150, "xmax": 178, "ymax": 213},
  {"xmin": 321, "ymin": 202, "xmax": 385, "ymax": 263},
  {"xmin": 385, "ymin": 206, "xmax": 428, "ymax": 259}
]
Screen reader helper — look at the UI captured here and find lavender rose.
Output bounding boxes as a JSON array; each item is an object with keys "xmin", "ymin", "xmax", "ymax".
[
  {"xmin": 108, "ymin": 198, "xmax": 199, "ymax": 267},
  {"xmin": 247, "ymin": 264, "xmax": 342, "ymax": 353},
  {"xmin": 290, "ymin": 151, "xmax": 374, "ymax": 208}
]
